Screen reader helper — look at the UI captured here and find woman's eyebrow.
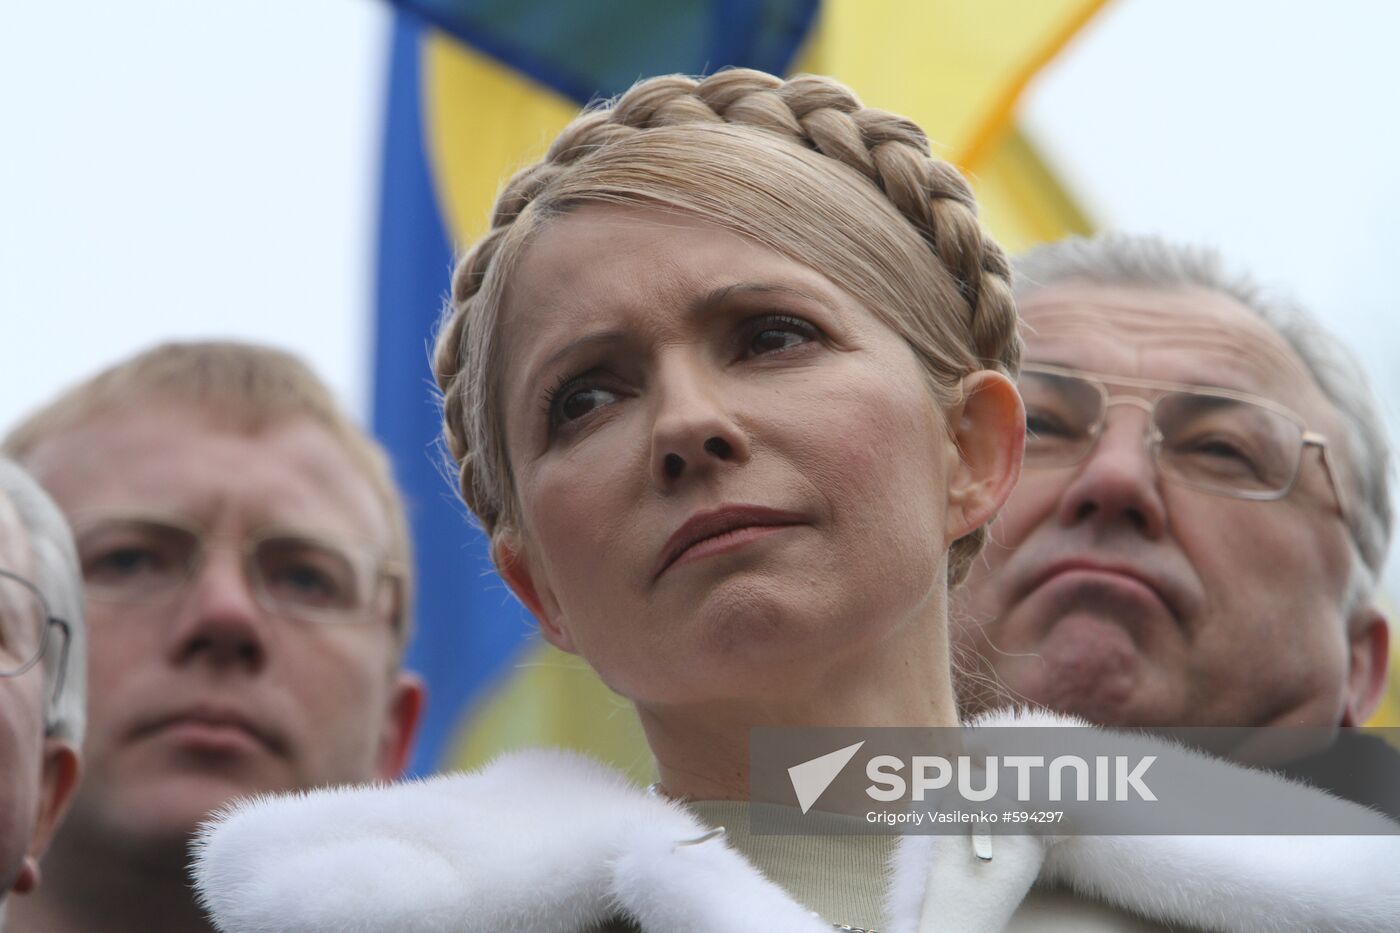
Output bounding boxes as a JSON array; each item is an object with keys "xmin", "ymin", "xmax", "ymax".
[
  {"xmin": 689, "ymin": 282, "xmax": 824, "ymax": 317},
  {"xmin": 536, "ymin": 329, "xmax": 629, "ymax": 379}
]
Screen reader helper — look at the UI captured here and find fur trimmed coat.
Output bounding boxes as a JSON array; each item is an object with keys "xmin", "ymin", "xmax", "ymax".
[{"xmin": 192, "ymin": 710, "xmax": 1400, "ymax": 932}]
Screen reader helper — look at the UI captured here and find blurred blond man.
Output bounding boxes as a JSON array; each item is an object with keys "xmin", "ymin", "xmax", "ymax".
[{"xmin": 5, "ymin": 342, "xmax": 424, "ymax": 933}]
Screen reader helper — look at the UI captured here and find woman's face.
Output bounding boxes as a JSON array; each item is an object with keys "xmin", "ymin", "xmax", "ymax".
[{"xmin": 494, "ymin": 205, "xmax": 970, "ymax": 706}]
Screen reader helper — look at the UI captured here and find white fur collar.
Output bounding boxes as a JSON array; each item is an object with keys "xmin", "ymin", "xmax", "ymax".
[
  {"xmin": 193, "ymin": 748, "xmax": 828, "ymax": 933},
  {"xmin": 192, "ymin": 709, "xmax": 1400, "ymax": 933}
]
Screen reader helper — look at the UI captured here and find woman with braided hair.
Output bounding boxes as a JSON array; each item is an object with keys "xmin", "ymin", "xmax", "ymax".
[{"xmin": 192, "ymin": 69, "xmax": 1399, "ymax": 933}]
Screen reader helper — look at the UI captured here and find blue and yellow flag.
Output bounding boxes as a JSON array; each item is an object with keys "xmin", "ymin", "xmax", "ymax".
[{"xmin": 373, "ymin": 0, "xmax": 1108, "ymax": 778}]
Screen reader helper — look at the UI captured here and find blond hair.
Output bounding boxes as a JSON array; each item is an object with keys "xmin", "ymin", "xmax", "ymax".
[
  {"xmin": 433, "ymin": 69, "xmax": 1020, "ymax": 583},
  {"xmin": 3, "ymin": 341, "xmax": 415, "ymax": 641}
]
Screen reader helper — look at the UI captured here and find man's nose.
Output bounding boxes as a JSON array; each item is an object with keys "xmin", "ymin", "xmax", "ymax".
[
  {"xmin": 165, "ymin": 548, "xmax": 270, "ymax": 672},
  {"xmin": 1055, "ymin": 409, "xmax": 1168, "ymax": 538},
  {"xmin": 649, "ymin": 356, "xmax": 751, "ymax": 487}
]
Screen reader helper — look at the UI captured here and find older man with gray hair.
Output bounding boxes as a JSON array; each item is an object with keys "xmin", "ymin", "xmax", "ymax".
[
  {"xmin": 0, "ymin": 457, "xmax": 85, "ymax": 925},
  {"xmin": 955, "ymin": 232, "xmax": 1396, "ymax": 810}
]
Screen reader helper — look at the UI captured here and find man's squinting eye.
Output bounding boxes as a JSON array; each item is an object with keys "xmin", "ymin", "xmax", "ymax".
[
  {"xmin": 1025, "ymin": 409, "xmax": 1076, "ymax": 440},
  {"xmin": 744, "ymin": 314, "xmax": 821, "ymax": 357}
]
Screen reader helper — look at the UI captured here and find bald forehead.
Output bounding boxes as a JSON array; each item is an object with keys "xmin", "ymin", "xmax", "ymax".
[{"xmin": 1019, "ymin": 283, "xmax": 1320, "ymax": 406}]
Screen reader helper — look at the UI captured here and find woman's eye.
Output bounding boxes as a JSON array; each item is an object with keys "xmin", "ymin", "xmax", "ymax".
[
  {"xmin": 548, "ymin": 382, "xmax": 621, "ymax": 428},
  {"xmin": 745, "ymin": 315, "xmax": 820, "ymax": 357},
  {"xmin": 560, "ymin": 386, "xmax": 618, "ymax": 421}
]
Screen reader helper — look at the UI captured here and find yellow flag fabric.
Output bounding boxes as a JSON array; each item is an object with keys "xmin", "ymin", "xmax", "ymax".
[
  {"xmin": 1373, "ymin": 677, "xmax": 1400, "ymax": 727},
  {"xmin": 793, "ymin": 0, "xmax": 1107, "ymax": 172},
  {"xmin": 424, "ymin": 35, "xmax": 578, "ymax": 247}
]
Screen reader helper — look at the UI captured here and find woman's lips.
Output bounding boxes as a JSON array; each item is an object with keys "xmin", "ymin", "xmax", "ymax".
[
  {"xmin": 665, "ymin": 524, "xmax": 796, "ymax": 573},
  {"xmin": 654, "ymin": 505, "xmax": 807, "ymax": 579}
]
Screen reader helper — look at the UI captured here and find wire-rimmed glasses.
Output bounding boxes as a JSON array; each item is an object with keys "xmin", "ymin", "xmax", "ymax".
[
  {"xmin": 0, "ymin": 568, "xmax": 72, "ymax": 703},
  {"xmin": 1019, "ymin": 363, "xmax": 1349, "ymax": 521},
  {"xmin": 73, "ymin": 512, "xmax": 405, "ymax": 628}
]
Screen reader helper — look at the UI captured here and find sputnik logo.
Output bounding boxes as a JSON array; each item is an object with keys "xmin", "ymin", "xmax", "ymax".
[{"xmin": 788, "ymin": 741, "xmax": 865, "ymax": 814}]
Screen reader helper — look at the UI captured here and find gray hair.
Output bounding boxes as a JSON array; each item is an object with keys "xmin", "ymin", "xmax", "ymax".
[
  {"xmin": 0, "ymin": 457, "xmax": 86, "ymax": 744},
  {"xmin": 1013, "ymin": 233, "xmax": 1394, "ymax": 589}
]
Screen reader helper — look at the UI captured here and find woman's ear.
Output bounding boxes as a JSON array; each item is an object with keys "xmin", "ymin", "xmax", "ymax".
[
  {"xmin": 493, "ymin": 531, "xmax": 576, "ymax": 654},
  {"xmin": 944, "ymin": 370, "xmax": 1024, "ymax": 544}
]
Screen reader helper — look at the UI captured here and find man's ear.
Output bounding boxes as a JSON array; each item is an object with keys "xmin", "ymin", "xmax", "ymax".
[
  {"xmin": 493, "ymin": 532, "xmax": 574, "ymax": 654},
  {"xmin": 944, "ymin": 370, "xmax": 1025, "ymax": 544},
  {"xmin": 1341, "ymin": 607, "xmax": 1389, "ymax": 726},
  {"xmin": 375, "ymin": 672, "xmax": 426, "ymax": 780},
  {"xmin": 11, "ymin": 738, "xmax": 80, "ymax": 896}
]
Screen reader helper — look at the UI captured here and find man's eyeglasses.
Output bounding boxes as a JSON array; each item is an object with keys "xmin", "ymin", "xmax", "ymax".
[
  {"xmin": 1018, "ymin": 363, "xmax": 1349, "ymax": 521},
  {"xmin": 73, "ymin": 513, "xmax": 404, "ymax": 628},
  {"xmin": 0, "ymin": 568, "xmax": 72, "ymax": 704}
]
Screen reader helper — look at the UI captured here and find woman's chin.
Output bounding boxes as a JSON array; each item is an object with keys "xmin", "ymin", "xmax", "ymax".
[
  {"xmin": 683, "ymin": 576, "xmax": 854, "ymax": 654},
  {"xmin": 621, "ymin": 601, "xmax": 891, "ymax": 708}
]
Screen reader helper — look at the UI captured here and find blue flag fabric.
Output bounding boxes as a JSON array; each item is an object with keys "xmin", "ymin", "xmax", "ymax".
[{"xmin": 389, "ymin": 0, "xmax": 817, "ymax": 101}]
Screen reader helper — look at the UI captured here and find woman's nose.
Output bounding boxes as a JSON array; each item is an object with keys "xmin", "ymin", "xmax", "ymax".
[{"xmin": 649, "ymin": 358, "xmax": 750, "ymax": 487}]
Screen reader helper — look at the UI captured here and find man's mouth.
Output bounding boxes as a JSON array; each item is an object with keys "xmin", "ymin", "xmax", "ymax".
[
  {"xmin": 136, "ymin": 706, "xmax": 281, "ymax": 755},
  {"xmin": 1025, "ymin": 558, "xmax": 1182, "ymax": 623}
]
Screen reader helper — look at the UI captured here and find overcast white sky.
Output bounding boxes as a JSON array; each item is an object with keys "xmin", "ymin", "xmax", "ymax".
[{"xmin": 2, "ymin": 0, "xmax": 1396, "ymax": 589}]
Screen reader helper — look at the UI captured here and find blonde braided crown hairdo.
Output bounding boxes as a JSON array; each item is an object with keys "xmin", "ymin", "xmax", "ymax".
[{"xmin": 433, "ymin": 68, "xmax": 1020, "ymax": 584}]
